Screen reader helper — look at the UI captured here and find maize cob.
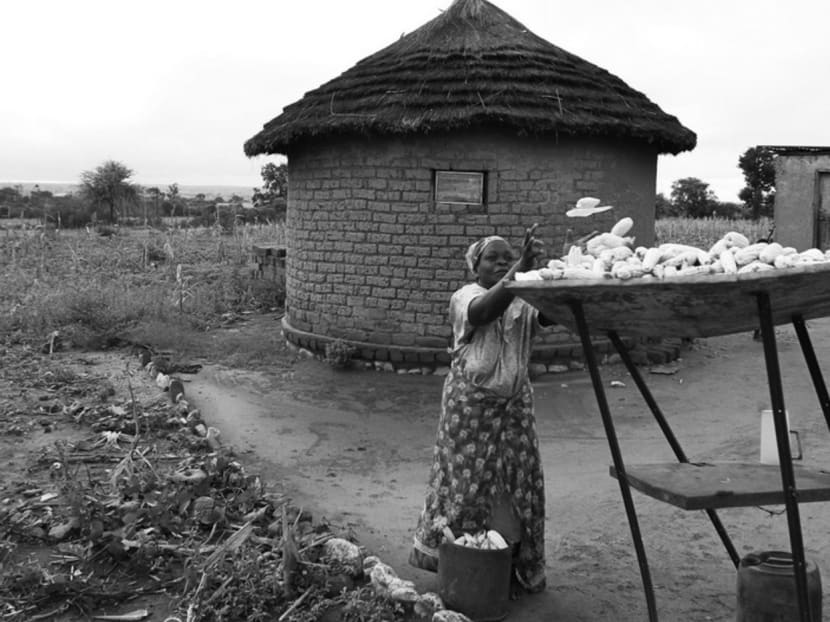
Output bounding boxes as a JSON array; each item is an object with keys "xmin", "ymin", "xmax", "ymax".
[
  {"xmin": 799, "ymin": 248, "xmax": 825, "ymax": 262},
  {"xmin": 676, "ymin": 265, "xmax": 712, "ymax": 277},
  {"xmin": 719, "ymin": 249, "xmax": 738, "ymax": 274},
  {"xmin": 642, "ymin": 247, "xmax": 662, "ymax": 271},
  {"xmin": 759, "ymin": 242, "xmax": 785, "ymax": 264},
  {"xmin": 738, "ymin": 260, "xmax": 775, "ymax": 274},
  {"xmin": 610, "ymin": 217, "xmax": 634, "ymax": 237},
  {"xmin": 723, "ymin": 231, "xmax": 750, "ymax": 249},
  {"xmin": 734, "ymin": 244, "xmax": 767, "ymax": 266},
  {"xmin": 774, "ymin": 253, "xmax": 800, "ymax": 269}
]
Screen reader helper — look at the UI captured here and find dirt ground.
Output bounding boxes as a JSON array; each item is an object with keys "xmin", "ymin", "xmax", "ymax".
[
  {"xmin": 6, "ymin": 315, "xmax": 830, "ymax": 621},
  {"xmin": 178, "ymin": 315, "xmax": 830, "ymax": 622}
]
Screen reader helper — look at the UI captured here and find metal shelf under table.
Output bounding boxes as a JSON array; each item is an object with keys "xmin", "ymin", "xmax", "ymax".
[{"xmin": 610, "ymin": 462, "xmax": 830, "ymax": 510}]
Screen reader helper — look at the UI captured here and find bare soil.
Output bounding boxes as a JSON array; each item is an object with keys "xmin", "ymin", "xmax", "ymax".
[{"xmin": 4, "ymin": 314, "xmax": 830, "ymax": 621}]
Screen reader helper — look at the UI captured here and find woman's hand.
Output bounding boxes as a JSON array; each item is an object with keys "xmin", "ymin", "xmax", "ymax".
[{"xmin": 505, "ymin": 223, "xmax": 544, "ymax": 279}]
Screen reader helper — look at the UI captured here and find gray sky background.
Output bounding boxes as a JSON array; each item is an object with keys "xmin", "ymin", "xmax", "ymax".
[{"xmin": 2, "ymin": 0, "xmax": 828, "ymax": 202}]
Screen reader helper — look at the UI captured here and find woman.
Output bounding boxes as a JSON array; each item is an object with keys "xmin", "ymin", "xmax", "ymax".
[{"xmin": 410, "ymin": 227, "xmax": 553, "ymax": 595}]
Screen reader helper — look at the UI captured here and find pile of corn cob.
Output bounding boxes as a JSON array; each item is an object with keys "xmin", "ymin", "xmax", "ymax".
[
  {"xmin": 452, "ymin": 529, "xmax": 509, "ymax": 550},
  {"xmin": 516, "ymin": 217, "xmax": 830, "ymax": 282}
]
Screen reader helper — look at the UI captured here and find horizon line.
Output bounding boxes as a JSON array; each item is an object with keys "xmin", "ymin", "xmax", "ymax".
[{"xmin": 0, "ymin": 179, "xmax": 257, "ymax": 188}]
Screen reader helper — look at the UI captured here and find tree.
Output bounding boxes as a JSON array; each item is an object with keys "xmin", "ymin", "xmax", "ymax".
[
  {"xmin": 655, "ymin": 192, "xmax": 679, "ymax": 218},
  {"xmin": 252, "ymin": 162, "xmax": 287, "ymax": 207},
  {"xmin": 80, "ymin": 160, "xmax": 139, "ymax": 223},
  {"xmin": 711, "ymin": 201, "xmax": 747, "ymax": 219},
  {"xmin": 670, "ymin": 177, "xmax": 718, "ymax": 218},
  {"xmin": 168, "ymin": 183, "xmax": 182, "ymax": 217},
  {"xmin": 145, "ymin": 187, "xmax": 162, "ymax": 224},
  {"xmin": 738, "ymin": 146, "xmax": 776, "ymax": 220}
]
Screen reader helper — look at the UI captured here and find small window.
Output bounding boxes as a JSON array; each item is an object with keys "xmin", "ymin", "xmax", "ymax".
[{"xmin": 434, "ymin": 170, "xmax": 486, "ymax": 206}]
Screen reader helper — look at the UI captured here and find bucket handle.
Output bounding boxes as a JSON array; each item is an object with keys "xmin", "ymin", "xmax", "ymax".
[{"xmin": 790, "ymin": 430, "xmax": 803, "ymax": 461}]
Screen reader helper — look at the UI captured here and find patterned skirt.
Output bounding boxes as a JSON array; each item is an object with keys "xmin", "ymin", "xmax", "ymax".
[{"xmin": 410, "ymin": 366, "xmax": 546, "ymax": 591}]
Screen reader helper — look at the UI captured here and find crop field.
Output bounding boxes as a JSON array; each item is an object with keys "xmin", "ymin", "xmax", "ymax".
[
  {"xmin": 1, "ymin": 223, "xmax": 289, "ymax": 365},
  {"xmin": 654, "ymin": 216, "xmax": 771, "ymax": 248}
]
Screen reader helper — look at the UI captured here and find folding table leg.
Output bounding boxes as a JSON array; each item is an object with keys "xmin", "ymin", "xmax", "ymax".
[
  {"xmin": 607, "ymin": 331, "xmax": 740, "ymax": 567},
  {"xmin": 756, "ymin": 292, "xmax": 813, "ymax": 622},
  {"xmin": 569, "ymin": 301, "xmax": 658, "ymax": 622},
  {"xmin": 792, "ymin": 315, "xmax": 830, "ymax": 433}
]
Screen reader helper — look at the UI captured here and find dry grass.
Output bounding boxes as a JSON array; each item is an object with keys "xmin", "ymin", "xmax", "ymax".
[{"xmin": 0, "ymin": 224, "xmax": 286, "ymax": 361}]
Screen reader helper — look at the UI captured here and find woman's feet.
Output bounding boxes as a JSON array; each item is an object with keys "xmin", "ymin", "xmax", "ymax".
[{"xmin": 510, "ymin": 569, "xmax": 546, "ymax": 600}]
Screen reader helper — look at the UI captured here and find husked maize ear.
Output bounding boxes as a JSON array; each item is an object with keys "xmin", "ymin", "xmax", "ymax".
[
  {"xmin": 515, "ymin": 217, "xmax": 830, "ymax": 283},
  {"xmin": 610, "ymin": 217, "xmax": 634, "ymax": 237}
]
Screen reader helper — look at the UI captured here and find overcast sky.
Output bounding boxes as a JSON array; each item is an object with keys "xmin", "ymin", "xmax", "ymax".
[{"xmin": 2, "ymin": 0, "xmax": 828, "ymax": 202}]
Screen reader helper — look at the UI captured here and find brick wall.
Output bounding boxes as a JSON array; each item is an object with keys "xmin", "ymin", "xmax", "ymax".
[{"xmin": 283, "ymin": 128, "xmax": 658, "ymax": 357}]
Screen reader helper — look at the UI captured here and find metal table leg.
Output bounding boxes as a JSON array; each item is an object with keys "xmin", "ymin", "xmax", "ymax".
[
  {"xmin": 756, "ymin": 292, "xmax": 813, "ymax": 622},
  {"xmin": 607, "ymin": 331, "xmax": 740, "ymax": 567},
  {"xmin": 570, "ymin": 301, "xmax": 659, "ymax": 622},
  {"xmin": 792, "ymin": 315, "xmax": 830, "ymax": 433}
]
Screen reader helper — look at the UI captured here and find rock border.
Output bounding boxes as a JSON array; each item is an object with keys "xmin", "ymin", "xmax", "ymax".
[{"xmin": 281, "ymin": 317, "xmax": 684, "ymax": 376}]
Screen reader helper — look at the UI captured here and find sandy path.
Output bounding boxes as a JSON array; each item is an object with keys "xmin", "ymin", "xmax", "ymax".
[{"xmin": 183, "ymin": 321, "xmax": 830, "ymax": 621}]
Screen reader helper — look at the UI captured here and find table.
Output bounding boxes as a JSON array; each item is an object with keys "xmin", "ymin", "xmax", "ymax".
[{"xmin": 507, "ymin": 263, "xmax": 830, "ymax": 622}]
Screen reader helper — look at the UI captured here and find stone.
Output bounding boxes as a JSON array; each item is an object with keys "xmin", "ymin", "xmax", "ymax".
[
  {"xmin": 604, "ymin": 353, "xmax": 622, "ymax": 365},
  {"xmin": 528, "ymin": 363, "xmax": 548, "ymax": 378}
]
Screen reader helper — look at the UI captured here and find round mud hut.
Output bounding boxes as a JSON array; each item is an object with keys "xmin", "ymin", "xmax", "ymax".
[{"xmin": 244, "ymin": 0, "xmax": 695, "ymax": 369}]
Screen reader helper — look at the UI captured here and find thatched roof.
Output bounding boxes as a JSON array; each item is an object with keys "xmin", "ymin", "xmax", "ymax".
[{"xmin": 244, "ymin": 0, "xmax": 696, "ymax": 156}]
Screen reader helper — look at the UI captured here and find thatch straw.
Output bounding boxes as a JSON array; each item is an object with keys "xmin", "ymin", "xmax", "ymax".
[{"xmin": 244, "ymin": 0, "xmax": 695, "ymax": 156}]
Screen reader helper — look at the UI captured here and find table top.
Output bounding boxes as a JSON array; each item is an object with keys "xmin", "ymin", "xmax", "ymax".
[{"xmin": 506, "ymin": 263, "xmax": 830, "ymax": 338}]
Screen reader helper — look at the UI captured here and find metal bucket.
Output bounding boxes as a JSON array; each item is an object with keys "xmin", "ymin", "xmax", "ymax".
[
  {"xmin": 737, "ymin": 551, "xmax": 822, "ymax": 621},
  {"xmin": 438, "ymin": 540, "xmax": 512, "ymax": 622}
]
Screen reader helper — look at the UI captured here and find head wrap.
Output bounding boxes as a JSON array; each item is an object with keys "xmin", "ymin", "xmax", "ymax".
[{"xmin": 465, "ymin": 235, "xmax": 508, "ymax": 274}]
